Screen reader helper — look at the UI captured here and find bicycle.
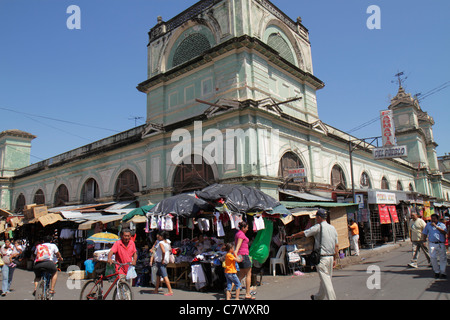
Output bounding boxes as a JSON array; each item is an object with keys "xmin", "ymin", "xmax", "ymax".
[
  {"xmin": 35, "ymin": 271, "xmax": 54, "ymax": 300},
  {"xmin": 79, "ymin": 262, "xmax": 133, "ymax": 300}
]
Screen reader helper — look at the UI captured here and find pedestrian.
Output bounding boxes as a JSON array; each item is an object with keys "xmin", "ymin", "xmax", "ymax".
[
  {"xmin": 348, "ymin": 219, "xmax": 360, "ymax": 256},
  {"xmin": 223, "ymin": 243, "xmax": 241, "ymax": 300},
  {"xmin": 107, "ymin": 228, "xmax": 137, "ymax": 280},
  {"xmin": 234, "ymin": 221, "xmax": 255, "ymax": 300},
  {"xmin": 287, "ymin": 209, "xmax": 339, "ymax": 300},
  {"xmin": 150, "ymin": 231, "xmax": 173, "ymax": 296},
  {"xmin": 0, "ymin": 239, "xmax": 20, "ymax": 296},
  {"xmin": 407, "ymin": 212, "xmax": 430, "ymax": 268},
  {"xmin": 421, "ymin": 214, "xmax": 447, "ymax": 279},
  {"xmin": 445, "ymin": 216, "xmax": 450, "ymax": 254}
]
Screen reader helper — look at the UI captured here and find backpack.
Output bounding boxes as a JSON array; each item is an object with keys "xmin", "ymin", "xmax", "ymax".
[{"xmin": 35, "ymin": 244, "xmax": 51, "ymax": 262}]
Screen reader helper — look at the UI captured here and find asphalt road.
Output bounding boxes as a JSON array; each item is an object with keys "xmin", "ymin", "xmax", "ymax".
[{"xmin": 1, "ymin": 240, "xmax": 448, "ymax": 301}]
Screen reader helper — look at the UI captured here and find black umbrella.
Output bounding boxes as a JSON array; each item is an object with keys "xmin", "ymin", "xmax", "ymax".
[
  {"xmin": 147, "ymin": 193, "xmax": 214, "ymax": 218},
  {"xmin": 196, "ymin": 184, "xmax": 281, "ymax": 214}
]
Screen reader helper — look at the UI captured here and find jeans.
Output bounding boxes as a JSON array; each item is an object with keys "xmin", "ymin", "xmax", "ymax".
[
  {"xmin": 1, "ymin": 265, "xmax": 15, "ymax": 293},
  {"xmin": 225, "ymin": 273, "xmax": 241, "ymax": 291}
]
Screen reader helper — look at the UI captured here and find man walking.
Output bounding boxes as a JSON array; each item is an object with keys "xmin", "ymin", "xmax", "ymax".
[
  {"xmin": 348, "ymin": 219, "xmax": 360, "ymax": 256},
  {"xmin": 287, "ymin": 209, "xmax": 339, "ymax": 300},
  {"xmin": 421, "ymin": 214, "xmax": 447, "ymax": 279},
  {"xmin": 408, "ymin": 212, "xmax": 430, "ymax": 268}
]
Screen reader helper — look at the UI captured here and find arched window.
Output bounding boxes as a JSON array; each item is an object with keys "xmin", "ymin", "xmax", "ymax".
[
  {"xmin": 173, "ymin": 155, "xmax": 215, "ymax": 195},
  {"xmin": 33, "ymin": 189, "xmax": 45, "ymax": 205},
  {"xmin": 54, "ymin": 184, "xmax": 69, "ymax": 207},
  {"xmin": 115, "ymin": 170, "xmax": 139, "ymax": 201},
  {"xmin": 172, "ymin": 33, "xmax": 211, "ymax": 68},
  {"xmin": 278, "ymin": 151, "xmax": 307, "ymax": 182},
  {"xmin": 396, "ymin": 180, "xmax": 403, "ymax": 191},
  {"xmin": 267, "ymin": 32, "xmax": 296, "ymax": 65},
  {"xmin": 360, "ymin": 172, "xmax": 371, "ymax": 189},
  {"xmin": 81, "ymin": 178, "xmax": 99, "ymax": 204},
  {"xmin": 15, "ymin": 194, "xmax": 26, "ymax": 213},
  {"xmin": 331, "ymin": 165, "xmax": 347, "ymax": 190},
  {"xmin": 381, "ymin": 177, "xmax": 389, "ymax": 190}
]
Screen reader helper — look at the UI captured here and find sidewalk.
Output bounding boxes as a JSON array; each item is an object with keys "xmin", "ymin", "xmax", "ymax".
[{"xmin": 338, "ymin": 239, "xmax": 412, "ymax": 268}]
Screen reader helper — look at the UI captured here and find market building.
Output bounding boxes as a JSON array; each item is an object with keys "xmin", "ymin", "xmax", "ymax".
[{"xmin": 0, "ymin": 0, "xmax": 449, "ymax": 278}]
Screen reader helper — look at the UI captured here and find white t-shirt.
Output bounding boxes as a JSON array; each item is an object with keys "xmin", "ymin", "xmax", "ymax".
[
  {"xmin": 34, "ymin": 243, "xmax": 59, "ymax": 263},
  {"xmin": 155, "ymin": 240, "xmax": 171, "ymax": 264},
  {"xmin": 304, "ymin": 221, "xmax": 338, "ymax": 256}
]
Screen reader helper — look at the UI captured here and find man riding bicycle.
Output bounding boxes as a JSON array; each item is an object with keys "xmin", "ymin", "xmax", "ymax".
[{"xmin": 32, "ymin": 235, "xmax": 63, "ymax": 297}]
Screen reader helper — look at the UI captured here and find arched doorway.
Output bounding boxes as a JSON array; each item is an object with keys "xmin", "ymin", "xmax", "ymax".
[
  {"xmin": 172, "ymin": 155, "xmax": 216, "ymax": 195},
  {"xmin": 114, "ymin": 170, "xmax": 139, "ymax": 201},
  {"xmin": 331, "ymin": 165, "xmax": 347, "ymax": 190},
  {"xmin": 54, "ymin": 184, "xmax": 69, "ymax": 207},
  {"xmin": 81, "ymin": 178, "xmax": 100, "ymax": 204},
  {"xmin": 278, "ymin": 151, "xmax": 306, "ymax": 191}
]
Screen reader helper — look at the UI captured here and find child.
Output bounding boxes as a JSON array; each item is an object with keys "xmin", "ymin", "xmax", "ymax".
[{"xmin": 224, "ymin": 243, "xmax": 241, "ymax": 300}]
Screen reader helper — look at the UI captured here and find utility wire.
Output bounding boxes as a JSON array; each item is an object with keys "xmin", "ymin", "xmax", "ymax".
[{"xmin": 0, "ymin": 106, "xmax": 121, "ymax": 133}]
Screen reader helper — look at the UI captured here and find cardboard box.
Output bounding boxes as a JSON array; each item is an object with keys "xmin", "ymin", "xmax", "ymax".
[
  {"xmin": 23, "ymin": 205, "xmax": 48, "ymax": 220},
  {"xmin": 38, "ymin": 213, "xmax": 62, "ymax": 227}
]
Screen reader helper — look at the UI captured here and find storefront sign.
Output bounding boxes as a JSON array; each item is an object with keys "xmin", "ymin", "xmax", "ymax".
[
  {"xmin": 380, "ymin": 110, "xmax": 396, "ymax": 146},
  {"xmin": 373, "ymin": 145, "xmax": 407, "ymax": 159},
  {"xmin": 287, "ymin": 168, "xmax": 307, "ymax": 182},
  {"xmin": 369, "ymin": 191, "xmax": 396, "ymax": 204}
]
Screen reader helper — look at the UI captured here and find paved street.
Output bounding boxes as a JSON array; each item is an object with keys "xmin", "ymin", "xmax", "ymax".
[{"xmin": 1, "ymin": 240, "xmax": 448, "ymax": 301}]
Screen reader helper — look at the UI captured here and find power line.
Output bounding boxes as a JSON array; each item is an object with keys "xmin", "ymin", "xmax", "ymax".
[{"xmin": 0, "ymin": 106, "xmax": 121, "ymax": 133}]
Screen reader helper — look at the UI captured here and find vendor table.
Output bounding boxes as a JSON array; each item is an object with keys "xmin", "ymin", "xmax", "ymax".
[{"xmin": 166, "ymin": 262, "xmax": 190, "ymax": 288}]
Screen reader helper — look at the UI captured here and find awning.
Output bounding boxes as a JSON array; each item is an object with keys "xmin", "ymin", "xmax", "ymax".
[
  {"xmin": 278, "ymin": 189, "xmax": 334, "ymax": 202},
  {"xmin": 281, "ymin": 201, "xmax": 358, "ymax": 209},
  {"xmin": 0, "ymin": 208, "xmax": 13, "ymax": 218},
  {"xmin": 279, "ymin": 208, "xmax": 317, "ymax": 225},
  {"xmin": 78, "ymin": 214, "xmax": 125, "ymax": 230}
]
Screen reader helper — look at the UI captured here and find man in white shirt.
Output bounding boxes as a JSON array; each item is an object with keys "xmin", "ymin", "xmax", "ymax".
[
  {"xmin": 287, "ymin": 209, "xmax": 339, "ymax": 300},
  {"xmin": 408, "ymin": 212, "xmax": 430, "ymax": 268}
]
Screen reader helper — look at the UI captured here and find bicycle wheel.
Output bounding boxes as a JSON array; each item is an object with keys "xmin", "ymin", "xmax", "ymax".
[
  {"xmin": 113, "ymin": 280, "xmax": 133, "ymax": 300},
  {"xmin": 34, "ymin": 280, "xmax": 46, "ymax": 300},
  {"xmin": 79, "ymin": 280, "xmax": 103, "ymax": 300}
]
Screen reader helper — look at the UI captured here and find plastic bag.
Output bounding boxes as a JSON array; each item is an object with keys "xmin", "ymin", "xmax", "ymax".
[
  {"xmin": 126, "ymin": 265, "xmax": 137, "ymax": 280},
  {"xmin": 249, "ymin": 218, "xmax": 273, "ymax": 264}
]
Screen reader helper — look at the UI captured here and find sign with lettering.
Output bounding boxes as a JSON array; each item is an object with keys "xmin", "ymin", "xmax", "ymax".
[
  {"xmin": 380, "ymin": 110, "xmax": 396, "ymax": 146},
  {"xmin": 373, "ymin": 145, "xmax": 408, "ymax": 159}
]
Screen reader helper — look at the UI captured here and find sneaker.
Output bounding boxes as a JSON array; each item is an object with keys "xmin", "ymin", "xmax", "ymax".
[
  {"xmin": 440, "ymin": 274, "xmax": 447, "ymax": 279},
  {"xmin": 408, "ymin": 263, "xmax": 418, "ymax": 268},
  {"xmin": 434, "ymin": 273, "xmax": 440, "ymax": 279}
]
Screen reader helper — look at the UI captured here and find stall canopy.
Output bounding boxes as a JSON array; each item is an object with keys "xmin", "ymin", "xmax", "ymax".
[
  {"xmin": 147, "ymin": 193, "xmax": 214, "ymax": 218},
  {"xmin": 281, "ymin": 201, "xmax": 358, "ymax": 209},
  {"xmin": 278, "ymin": 189, "xmax": 334, "ymax": 202},
  {"xmin": 196, "ymin": 184, "xmax": 281, "ymax": 213},
  {"xmin": 122, "ymin": 204, "xmax": 156, "ymax": 222}
]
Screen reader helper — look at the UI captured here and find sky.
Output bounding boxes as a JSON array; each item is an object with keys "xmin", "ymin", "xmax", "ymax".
[{"xmin": 0, "ymin": 0, "xmax": 449, "ymax": 164}]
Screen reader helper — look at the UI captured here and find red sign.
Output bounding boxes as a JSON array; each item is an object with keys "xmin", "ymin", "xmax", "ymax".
[
  {"xmin": 378, "ymin": 205, "xmax": 398, "ymax": 224},
  {"xmin": 378, "ymin": 204, "xmax": 391, "ymax": 224},
  {"xmin": 380, "ymin": 110, "xmax": 396, "ymax": 147}
]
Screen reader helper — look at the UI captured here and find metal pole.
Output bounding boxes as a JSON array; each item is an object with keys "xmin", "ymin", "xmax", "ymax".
[{"xmin": 349, "ymin": 140, "xmax": 355, "ymax": 203}]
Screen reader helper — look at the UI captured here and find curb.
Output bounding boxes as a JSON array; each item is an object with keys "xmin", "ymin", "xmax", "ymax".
[{"xmin": 337, "ymin": 240, "xmax": 411, "ymax": 268}]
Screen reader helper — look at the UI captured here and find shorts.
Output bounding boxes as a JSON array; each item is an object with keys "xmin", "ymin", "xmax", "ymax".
[
  {"xmin": 238, "ymin": 255, "xmax": 252, "ymax": 269},
  {"xmin": 225, "ymin": 273, "xmax": 241, "ymax": 291},
  {"xmin": 156, "ymin": 262, "xmax": 168, "ymax": 278},
  {"xmin": 33, "ymin": 260, "xmax": 57, "ymax": 280}
]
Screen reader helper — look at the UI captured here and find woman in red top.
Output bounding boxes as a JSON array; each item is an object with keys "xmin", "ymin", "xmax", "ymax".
[{"xmin": 234, "ymin": 221, "xmax": 255, "ymax": 300}]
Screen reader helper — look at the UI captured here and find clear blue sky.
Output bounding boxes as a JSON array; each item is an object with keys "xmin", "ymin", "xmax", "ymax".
[{"xmin": 1, "ymin": 0, "xmax": 449, "ymax": 164}]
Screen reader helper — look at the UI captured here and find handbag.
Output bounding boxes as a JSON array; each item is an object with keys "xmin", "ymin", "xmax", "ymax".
[{"xmin": 308, "ymin": 223, "xmax": 323, "ymax": 266}]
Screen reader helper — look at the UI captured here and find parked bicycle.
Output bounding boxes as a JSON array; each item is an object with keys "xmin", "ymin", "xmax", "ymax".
[{"xmin": 79, "ymin": 262, "xmax": 133, "ymax": 300}]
